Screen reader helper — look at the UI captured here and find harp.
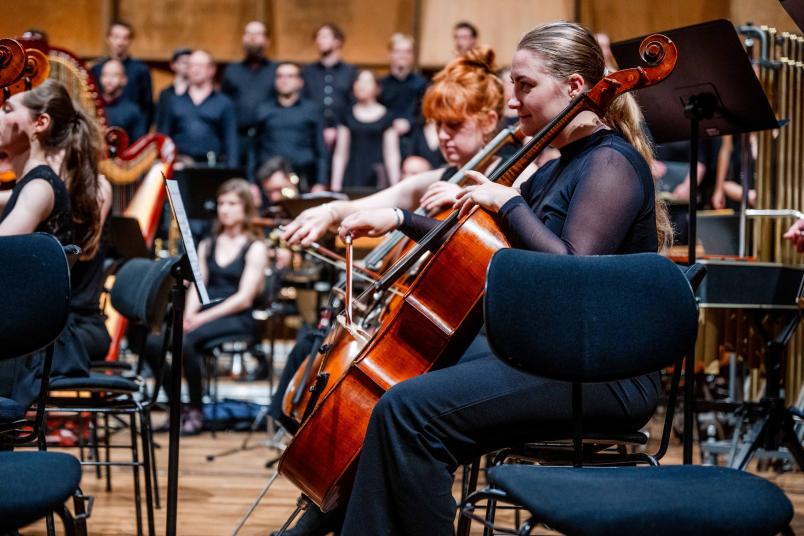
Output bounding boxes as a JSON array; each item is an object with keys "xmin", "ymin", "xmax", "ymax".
[{"xmin": 26, "ymin": 37, "xmax": 176, "ymax": 360}]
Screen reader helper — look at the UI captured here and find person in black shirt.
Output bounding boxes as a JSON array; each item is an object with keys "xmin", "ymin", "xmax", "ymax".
[
  {"xmin": 253, "ymin": 62, "xmax": 328, "ymax": 191},
  {"xmin": 302, "ymin": 23, "xmax": 358, "ymax": 150},
  {"xmin": 157, "ymin": 50, "xmax": 238, "ymax": 168},
  {"xmin": 0, "ymin": 80, "xmax": 109, "ymax": 406},
  {"xmin": 327, "ymin": 22, "xmax": 672, "ymax": 536},
  {"xmin": 91, "ymin": 20, "xmax": 153, "ymax": 126},
  {"xmin": 221, "ymin": 21, "xmax": 278, "ymax": 168},
  {"xmin": 380, "ymin": 33, "xmax": 428, "ymax": 159},
  {"xmin": 155, "ymin": 47, "xmax": 191, "ymax": 133},
  {"xmin": 99, "ymin": 59, "xmax": 146, "ymax": 141},
  {"xmin": 180, "ymin": 179, "xmax": 267, "ymax": 434},
  {"xmin": 332, "ymin": 70, "xmax": 400, "ymax": 191}
]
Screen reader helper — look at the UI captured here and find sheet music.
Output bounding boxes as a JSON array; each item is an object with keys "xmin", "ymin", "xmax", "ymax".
[{"xmin": 164, "ymin": 177, "xmax": 211, "ymax": 305}]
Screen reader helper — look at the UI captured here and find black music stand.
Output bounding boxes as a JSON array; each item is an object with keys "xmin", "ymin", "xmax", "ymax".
[
  {"xmin": 696, "ymin": 262, "xmax": 804, "ymax": 470},
  {"xmin": 162, "ymin": 177, "xmax": 214, "ymax": 536},
  {"xmin": 612, "ymin": 19, "xmax": 780, "ymax": 464},
  {"xmin": 781, "ymin": 0, "xmax": 804, "ymax": 31}
]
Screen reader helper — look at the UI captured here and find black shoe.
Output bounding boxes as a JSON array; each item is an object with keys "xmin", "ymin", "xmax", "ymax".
[{"xmin": 271, "ymin": 505, "xmax": 341, "ymax": 536}]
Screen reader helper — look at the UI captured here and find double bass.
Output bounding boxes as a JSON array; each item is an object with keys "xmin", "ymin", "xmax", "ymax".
[{"xmin": 278, "ymin": 33, "xmax": 679, "ymax": 512}]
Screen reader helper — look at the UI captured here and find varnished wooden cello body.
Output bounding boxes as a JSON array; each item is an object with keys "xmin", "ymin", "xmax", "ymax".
[
  {"xmin": 279, "ymin": 34, "xmax": 678, "ymax": 512},
  {"xmin": 281, "ymin": 125, "xmax": 525, "ymax": 423}
]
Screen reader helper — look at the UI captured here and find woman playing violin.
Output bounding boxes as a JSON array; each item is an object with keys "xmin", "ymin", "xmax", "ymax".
[{"xmin": 308, "ymin": 21, "xmax": 672, "ymax": 536}]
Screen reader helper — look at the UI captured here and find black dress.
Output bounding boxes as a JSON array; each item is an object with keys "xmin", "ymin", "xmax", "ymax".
[
  {"xmin": 0, "ymin": 165, "xmax": 92, "ymax": 407},
  {"xmin": 341, "ymin": 130, "xmax": 661, "ymax": 535},
  {"xmin": 182, "ymin": 237, "xmax": 256, "ymax": 410},
  {"xmin": 342, "ymin": 108, "xmax": 394, "ymax": 190}
]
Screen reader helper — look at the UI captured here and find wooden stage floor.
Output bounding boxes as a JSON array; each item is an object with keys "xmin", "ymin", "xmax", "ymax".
[{"xmin": 19, "ymin": 417, "xmax": 804, "ymax": 535}]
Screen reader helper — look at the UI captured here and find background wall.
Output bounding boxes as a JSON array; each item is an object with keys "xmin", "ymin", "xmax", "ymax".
[{"xmin": 0, "ymin": 0, "xmax": 800, "ymax": 89}]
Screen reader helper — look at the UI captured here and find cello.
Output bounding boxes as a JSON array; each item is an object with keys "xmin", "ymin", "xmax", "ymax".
[
  {"xmin": 279, "ymin": 33, "xmax": 678, "ymax": 512},
  {"xmin": 280, "ymin": 124, "xmax": 524, "ymax": 423}
]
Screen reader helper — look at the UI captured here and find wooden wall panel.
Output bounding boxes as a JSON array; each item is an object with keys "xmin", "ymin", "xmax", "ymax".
[
  {"xmin": 579, "ymin": 0, "xmax": 731, "ymax": 42},
  {"xmin": 0, "ymin": 0, "xmax": 109, "ymax": 57},
  {"xmin": 418, "ymin": 0, "xmax": 575, "ymax": 68},
  {"xmin": 269, "ymin": 0, "xmax": 415, "ymax": 65},
  {"xmin": 118, "ymin": 0, "xmax": 264, "ymax": 61}
]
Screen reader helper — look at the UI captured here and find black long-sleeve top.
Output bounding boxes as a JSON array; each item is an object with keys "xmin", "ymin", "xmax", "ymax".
[
  {"xmin": 379, "ymin": 72, "xmax": 428, "ymax": 122},
  {"xmin": 221, "ymin": 58, "xmax": 277, "ymax": 133},
  {"xmin": 302, "ymin": 60, "xmax": 358, "ymax": 128},
  {"xmin": 92, "ymin": 57, "xmax": 154, "ymax": 126},
  {"xmin": 400, "ymin": 129, "xmax": 659, "ymax": 255},
  {"xmin": 252, "ymin": 97, "xmax": 329, "ymax": 185},
  {"xmin": 103, "ymin": 95, "xmax": 146, "ymax": 141},
  {"xmin": 157, "ymin": 91, "xmax": 239, "ymax": 168}
]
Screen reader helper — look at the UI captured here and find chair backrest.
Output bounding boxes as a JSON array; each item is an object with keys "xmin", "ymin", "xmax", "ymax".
[
  {"xmin": 0, "ymin": 234, "xmax": 71, "ymax": 361},
  {"xmin": 110, "ymin": 257, "xmax": 176, "ymax": 332},
  {"xmin": 484, "ymin": 251, "xmax": 699, "ymax": 383}
]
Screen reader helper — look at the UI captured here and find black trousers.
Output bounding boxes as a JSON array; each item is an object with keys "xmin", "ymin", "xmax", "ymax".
[
  {"xmin": 339, "ymin": 334, "xmax": 660, "ymax": 536},
  {"xmin": 182, "ymin": 314, "xmax": 253, "ymax": 409}
]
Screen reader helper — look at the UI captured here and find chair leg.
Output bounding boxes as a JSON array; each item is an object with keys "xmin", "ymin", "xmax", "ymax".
[
  {"xmin": 129, "ymin": 413, "xmax": 144, "ymax": 536},
  {"xmin": 55, "ymin": 504, "xmax": 76, "ymax": 536},
  {"xmin": 45, "ymin": 511, "xmax": 57, "ymax": 536},
  {"xmin": 144, "ymin": 408, "xmax": 161, "ymax": 509},
  {"xmin": 456, "ymin": 460, "xmax": 481, "ymax": 536},
  {"xmin": 91, "ymin": 411, "xmax": 102, "ymax": 480},
  {"xmin": 104, "ymin": 412, "xmax": 112, "ymax": 492},
  {"xmin": 138, "ymin": 406, "xmax": 156, "ymax": 536},
  {"xmin": 73, "ymin": 488, "xmax": 89, "ymax": 536}
]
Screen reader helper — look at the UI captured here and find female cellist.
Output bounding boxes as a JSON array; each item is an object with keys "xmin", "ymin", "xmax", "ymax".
[
  {"xmin": 281, "ymin": 46, "xmax": 507, "ymax": 248},
  {"xmin": 0, "ymin": 79, "xmax": 110, "ymax": 404},
  {"xmin": 289, "ymin": 21, "xmax": 672, "ymax": 535},
  {"xmin": 269, "ymin": 47, "xmax": 509, "ymax": 448}
]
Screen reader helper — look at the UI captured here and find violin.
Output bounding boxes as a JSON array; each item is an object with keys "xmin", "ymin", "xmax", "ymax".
[
  {"xmin": 0, "ymin": 38, "xmax": 50, "ymax": 190},
  {"xmin": 278, "ymin": 33, "xmax": 678, "ymax": 512}
]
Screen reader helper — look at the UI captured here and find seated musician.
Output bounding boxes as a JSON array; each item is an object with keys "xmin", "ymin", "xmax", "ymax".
[
  {"xmin": 268, "ymin": 48, "xmax": 506, "ymax": 436},
  {"xmin": 281, "ymin": 22, "xmax": 673, "ymax": 535},
  {"xmin": 176, "ymin": 178, "xmax": 267, "ymax": 435},
  {"xmin": 0, "ymin": 80, "xmax": 110, "ymax": 404}
]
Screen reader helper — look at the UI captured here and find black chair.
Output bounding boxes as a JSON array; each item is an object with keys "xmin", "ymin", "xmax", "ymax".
[
  {"xmin": 0, "ymin": 233, "xmax": 91, "ymax": 536},
  {"xmin": 45, "ymin": 256, "xmax": 175, "ymax": 536},
  {"xmin": 461, "ymin": 250, "xmax": 794, "ymax": 536}
]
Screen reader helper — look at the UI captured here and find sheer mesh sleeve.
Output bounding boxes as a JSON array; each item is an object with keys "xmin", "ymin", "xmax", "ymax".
[
  {"xmin": 498, "ymin": 147, "xmax": 646, "ymax": 255},
  {"xmin": 398, "ymin": 209, "xmax": 439, "ymax": 242}
]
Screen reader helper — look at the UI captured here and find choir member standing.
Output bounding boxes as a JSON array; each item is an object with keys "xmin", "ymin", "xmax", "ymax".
[
  {"xmin": 99, "ymin": 59, "xmax": 146, "ymax": 141},
  {"xmin": 302, "ymin": 23, "xmax": 358, "ymax": 151},
  {"xmin": 221, "ymin": 21, "xmax": 278, "ymax": 168},
  {"xmin": 157, "ymin": 50, "xmax": 238, "ymax": 168},
  {"xmin": 253, "ymin": 62, "xmax": 328, "ymax": 192},
  {"xmin": 91, "ymin": 20, "xmax": 154, "ymax": 126}
]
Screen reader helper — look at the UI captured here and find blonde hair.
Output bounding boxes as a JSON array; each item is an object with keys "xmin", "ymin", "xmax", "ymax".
[
  {"xmin": 388, "ymin": 33, "xmax": 414, "ymax": 50},
  {"xmin": 517, "ymin": 22, "xmax": 672, "ymax": 249},
  {"xmin": 421, "ymin": 46, "xmax": 504, "ymax": 130}
]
